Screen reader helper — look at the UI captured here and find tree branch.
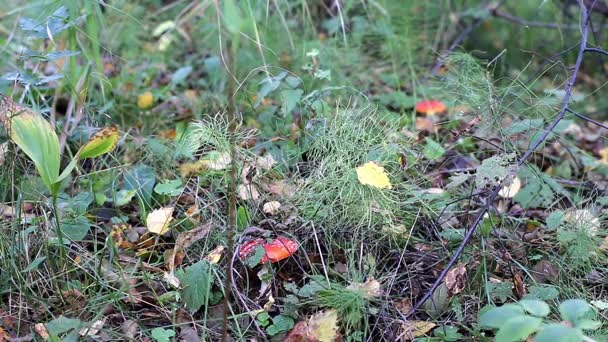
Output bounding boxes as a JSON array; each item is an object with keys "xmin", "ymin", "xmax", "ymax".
[{"xmin": 404, "ymin": 0, "xmax": 592, "ymax": 320}]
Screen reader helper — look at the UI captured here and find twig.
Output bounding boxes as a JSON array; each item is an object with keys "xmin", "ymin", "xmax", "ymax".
[
  {"xmin": 585, "ymin": 47, "xmax": 608, "ymax": 56},
  {"xmin": 405, "ymin": 0, "xmax": 592, "ymax": 319},
  {"xmin": 492, "ymin": 9, "xmax": 590, "ymax": 29},
  {"xmin": 567, "ymin": 108, "xmax": 608, "ymax": 130}
]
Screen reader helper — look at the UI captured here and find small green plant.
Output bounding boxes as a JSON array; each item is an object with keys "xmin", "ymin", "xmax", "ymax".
[{"xmin": 478, "ymin": 298, "xmax": 601, "ymax": 342}]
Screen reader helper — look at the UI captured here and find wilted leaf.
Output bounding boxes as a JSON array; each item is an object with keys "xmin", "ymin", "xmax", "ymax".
[
  {"xmin": 146, "ymin": 207, "xmax": 174, "ymax": 235},
  {"xmin": 308, "ymin": 309, "xmax": 340, "ymax": 342},
  {"xmin": 263, "ymin": 201, "xmax": 281, "ymax": 215},
  {"xmin": 400, "ymin": 320, "xmax": 436, "ymax": 340},
  {"xmin": 444, "ymin": 263, "xmax": 466, "ymax": 295},
  {"xmin": 79, "ymin": 126, "xmax": 119, "ymax": 159},
  {"xmin": 347, "ymin": 277, "xmax": 381, "ymax": 298},
  {"xmin": 356, "ymin": 162, "xmax": 392, "ymax": 189},
  {"xmin": 498, "ymin": 177, "xmax": 521, "ymax": 198},
  {"xmin": 238, "ymin": 184, "xmax": 260, "ymax": 200},
  {"xmin": 205, "ymin": 245, "xmax": 225, "ymax": 264}
]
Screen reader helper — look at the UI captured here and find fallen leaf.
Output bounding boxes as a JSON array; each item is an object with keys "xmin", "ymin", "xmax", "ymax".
[
  {"xmin": 599, "ymin": 147, "xmax": 608, "ymax": 164},
  {"xmin": 79, "ymin": 319, "xmax": 105, "ymax": 336},
  {"xmin": 444, "ymin": 263, "xmax": 466, "ymax": 295},
  {"xmin": 163, "ymin": 271, "xmax": 181, "ymax": 288},
  {"xmin": 263, "ymin": 201, "xmax": 281, "ymax": 215},
  {"xmin": 0, "ymin": 327, "xmax": 9, "ymax": 342},
  {"xmin": 204, "ymin": 151, "xmax": 231, "ymax": 170},
  {"xmin": 347, "ymin": 277, "xmax": 381, "ymax": 298},
  {"xmin": 238, "ymin": 183, "xmax": 260, "ymax": 201},
  {"xmin": 205, "ymin": 245, "xmax": 225, "ymax": 264},
  {"xmin": 0, "ymin": 142, "xmax": 7, "ymax": 166},
  {"xmin": 356, "ymin": 162, "xmax": 392, "ymax": 189},
  {"xmin": 395, "ymin": 298, "xmax": 413, "ymax": 314},
  {"xmin": 146, "ymin": 207, "xmax": 174, "ymax": 235},
  {"xmin": 308, "ymin": 309, "xmax": 340, "ymax": 342},
  {"xmin": 256, "ymin": 154, "xmax": 276, "ymax": 170},
  {"xmin": 34, "ymin": 323, "xmax": 49, "ymax": 340},
  {"xmin": 137, "ymin": 91, "xmax": 154, "ymax": 109},
  {"xmin": 400, "ymin": 321, "xmax": 436, "ymax": 341},
  {"xmin": 564, "ymin": 209, "xmax": 600, "ymax": 236},
  {"xmin": 498, "ymin": 177, "xmax": 521, "ymax": 198},
  {"xmin": 121, "ymin": 320, "xmax": 138, "ymax": 339},
  {"xmin": 284, "ymin": 310, "xmax": 340, "ymax": 342}
]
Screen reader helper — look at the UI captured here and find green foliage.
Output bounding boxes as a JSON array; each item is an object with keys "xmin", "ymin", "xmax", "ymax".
[
  {"xmin": 151, "ymin": 327, "xmax": 175, "ymax": 342},
  {"xmin": 176, "ymin": 260, "xmax": 213, "ymax": 313},
  {"xmin": 478, "ymin": 298, "xmax": 600, "ymax": 342}
]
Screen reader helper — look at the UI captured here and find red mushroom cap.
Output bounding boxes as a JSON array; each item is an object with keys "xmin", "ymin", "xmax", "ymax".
[
  {"xmin": 415, "ymin": 100, "xmax": 447, "ymax": 116},
  {"xmin": 262, "ymin": 237, "xmax": 299, "ymax": 263},
  {"xmin": 238, "ymin": 238, "xmax": 264, "ymax": 260}
]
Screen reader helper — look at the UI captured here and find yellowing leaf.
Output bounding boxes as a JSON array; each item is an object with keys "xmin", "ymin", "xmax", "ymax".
[
  {"xmin": 146, "ymin": 207, "xmax": 174, "ymax": 235},
  {"xmin": 356, "ymin": 162, "xmax": 392, "ymax": 189},
  {"xmin": 205, "ymin": 245, "xmax": 225, "ymax": 264},
  {"xmin": 308, "ymin": 309, "xmax": 339, "ymax": 342},
  {"xmin": 400, "ymin": 321, "xmax": 436, "ymax": 340},
  {"xmin": 347, "ymin": 277, "xmax": 381, "ymax": 298},
  {"xmin": 137, "ymin": 91, "xmax": 154, "ymax": 109},
  {"xmin": 79, "ymin": 126, "xmax": 119, "ymax": 159},
  {"xmin": 263, "ymin": 201, "xmax": 281, "ymax": 215}
]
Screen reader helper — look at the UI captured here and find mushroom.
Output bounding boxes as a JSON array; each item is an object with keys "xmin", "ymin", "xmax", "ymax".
[
  {"xmin": 415, "ymin": 100, "xmax": 447, "ymax": 116},
  {"xmin": 238, "ymin": 237, "xmax": 298, "ymax": 264}
]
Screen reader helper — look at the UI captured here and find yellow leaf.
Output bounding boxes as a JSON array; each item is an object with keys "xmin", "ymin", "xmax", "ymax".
[
  {"xmin": 356, "ymin": 162, "xmax": 392, "ymax": 189},
  {"xmin": 308, "ymin": 309, "xmax": 339, "ymax": 342},
  {"xmin": 498, "ymin": 177, "xmax": 521, "ymax": 198},
  {"xmin": 79, "ymin": 126, "xmax": 119, "ymax": 159},
  {"xmin": 400, "ymin": 321, "xmax": 436, "ymax": 340},
  {"xmin": 205, "ymin": 245, "xmax": 225, "ymax": 264},
  {"xmin": 146, "ymin": 207, "xmax": 174, "ymax": 235},
  {"xmin": 137, "ymin": 91, "xmax": 154, "ymax": 109}
]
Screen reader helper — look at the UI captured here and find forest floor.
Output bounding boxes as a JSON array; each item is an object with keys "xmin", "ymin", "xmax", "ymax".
[{"xmin": 1, "ymin": 1, "xmax": 608, "ymax": 341}]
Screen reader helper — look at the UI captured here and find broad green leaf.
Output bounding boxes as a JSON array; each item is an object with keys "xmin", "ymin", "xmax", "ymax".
[
  {"xmin": 61, "ymin": 216, "xmax": 91, "ymax": 241},
  {"xmin": 423, "ymin": 137, "xmax": 445, "ymax": 160},
  {"xmin": 9, "ymin": 106, "xmax": 60, "ymax": 192},
  {"xmin": 559, "ymin": 299, "xmax": 592, "ymax": 326},
  {"xmin": 546, "ymin": 210, "xmax": 564, "ymax": 230},
  {"xmin": 519, "ymin": 299, "xmax": 550, "ymax": 317},
  {"xmin": 171, "ymin": 66, "xmax": 192, "ymax": 85},
  {"xmin": 45, "ymin": 316, "xmax": 82, "ymax": 336},
  {"xmin": 222, "ymin": 0, "xmax": 243, "ymax": 35},
  {"xmin": 534, "ymin": 324, "xmax": 583, "ymax": 342},
  {"xmin": 176, "ymin": 260, "xmax": 212, "ymax": 313},
  {"xmin": 79, "ymin": 126, "xmax": 119, "ymax": 159},
  {"xmin": 280, "ymin": 89, "xmax": 303, "ymax": 115},
  {"xmin": 423, "ymin": 283, "xmax": 450, "ymax": 317},
  {"xmin": 266, "ymin": 315, "xmax": 294, "ymax": 336},
  {"xmin": 495, "ymin": 315, "xmax": 541, "ymax": 342},
  {"xmin": 114, "ymin": 189, "xmax": 137, "ymax": 206},
  {"xmin": 150, "ymin": 327, "xmax": 175, "ymax": 342},
  {"xmin": 154, "ymin": 179, "xmax": 184, "ymax": 196},
  {"xmin": 478, "ymin": 304, "xmax": 524, "ymax": 329}
]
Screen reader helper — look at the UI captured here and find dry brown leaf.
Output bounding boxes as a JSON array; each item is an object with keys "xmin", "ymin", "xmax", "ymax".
[
  {"xmin": 263, "ymin": 201, "xmax": 281, "ymax": 215},
  {"xmin": 34, "ymin": 323, "xmax": 49, "ymax": 340},
  {"xmin": 347, "ymin": 277, "xmax": 381, "ymax": 298},
  {"xmin": 444, "ymin": 263, "xmax": 466, "ymax": 295},
  {"xmin": 0, "ymin": 327, "xmax": 9, "ymax": 342},
  {"xmin": 238, "ymin": 184, "xmax": 260, "ymax": 201},
  {"xmin": 79, "ymin": 319, "xmax": 105, "ymax": 336},
  {"xmin": 121, "ymin": 320, "xmax": 138, "ymax": 339}
]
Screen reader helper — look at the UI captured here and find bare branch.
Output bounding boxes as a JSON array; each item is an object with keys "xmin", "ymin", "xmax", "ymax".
[
  {"xmin": 585, "ymin": 47, "xmax": 608, "ymax": 56},
  {"xmin": 405, "ymin": 0, "xmax": 593, "ymax": 320}
]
